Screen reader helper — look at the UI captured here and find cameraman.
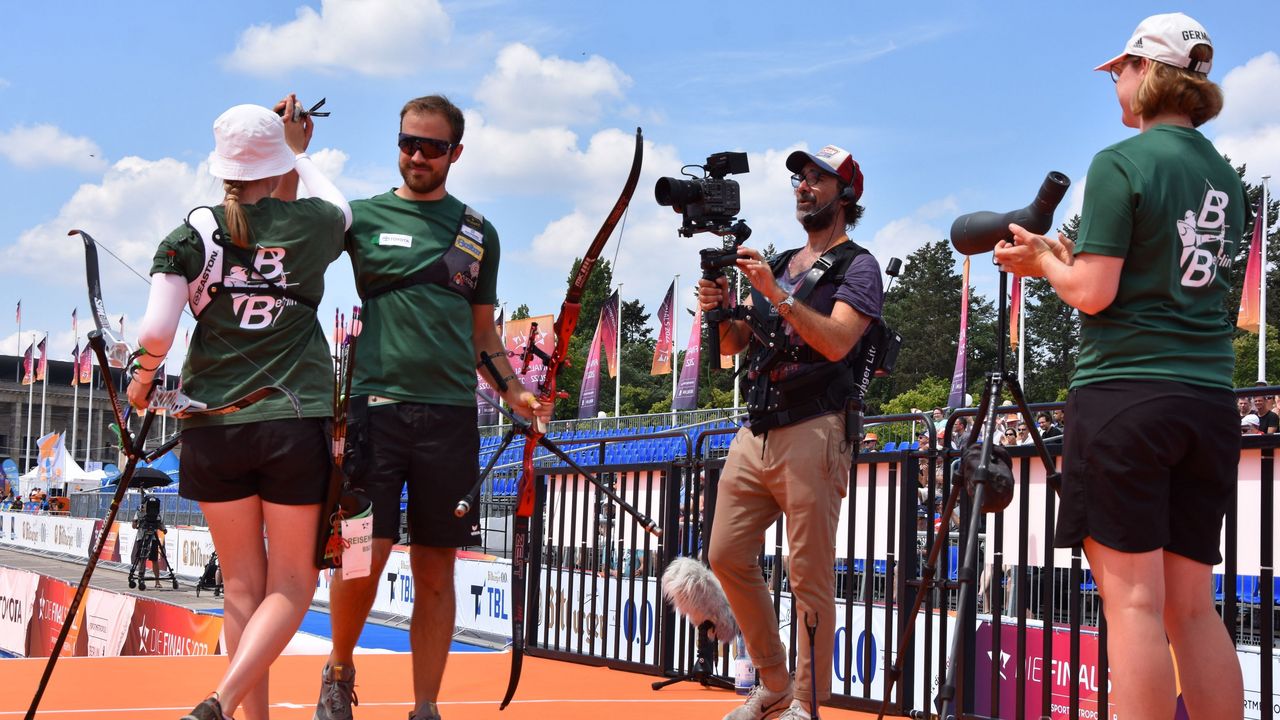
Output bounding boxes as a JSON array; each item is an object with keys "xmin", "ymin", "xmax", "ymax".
[{"xmin": 700, "ymin": 144, "xmax": 882, "ymax": 720}]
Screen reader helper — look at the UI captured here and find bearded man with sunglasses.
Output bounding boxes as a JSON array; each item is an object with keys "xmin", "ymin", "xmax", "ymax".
[{"xmin": 313, "ymin": 95, "xmax": 546, "ymax": 720}]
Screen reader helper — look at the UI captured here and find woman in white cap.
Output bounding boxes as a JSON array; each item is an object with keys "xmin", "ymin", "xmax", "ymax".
[
  {"xmin": 128, "ymin": 95, "xmax": 351, "ymax": 720},
  {"xmin": 996, "ymin": 13, "xmax": 1246, "ymax": 719}
]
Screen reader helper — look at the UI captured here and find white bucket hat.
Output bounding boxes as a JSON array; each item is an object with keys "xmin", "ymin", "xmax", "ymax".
[{"xmin": 208, "ymin": 104, "xmax": 295, "ymax": 181}]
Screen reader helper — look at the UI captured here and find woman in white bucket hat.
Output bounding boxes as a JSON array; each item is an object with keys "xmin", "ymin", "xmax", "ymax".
[
  {"xmin": 128, "ymin": 95, "xmax": 351, "ymax": 720},
  {"xmin": 997, "ymin": 13, "xmax": 1247, "ymax": 719}
]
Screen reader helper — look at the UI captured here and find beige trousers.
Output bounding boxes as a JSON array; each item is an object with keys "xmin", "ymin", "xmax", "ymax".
[{"xmin": 708, "ymin": 412, "xmax": 852, "ymax": 705}]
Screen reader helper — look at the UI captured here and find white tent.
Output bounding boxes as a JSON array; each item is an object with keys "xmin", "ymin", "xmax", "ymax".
[{"xmin": 18, "ymin": 431, "xmax": 106, "ymax": 497}]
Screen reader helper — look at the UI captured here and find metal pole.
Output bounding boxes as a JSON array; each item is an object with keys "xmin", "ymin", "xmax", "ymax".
[
  {"xmin": 1017, "ymin": 276, "xmax": 1026, "ymax": 382},
  {"xmin": 85, "ymin": 363, "xmax": 94, "ymax": 467},
  {"xmin": 615, "ymin": 284, "xmax": 622, "ymax": 419},
  {"xmin": 24, "ymin": 334, "xmax": 34, "ymax": 474},
  {"xmin": 1262, "ymin": 176, "xmax": 1272, "ymax": 384},
  {"xmin": 38, "ymin": 333, "xmax": 48, "ymax": 440},
  {"xmin": 671, "ymin": 274, "xmax": 679, "ymax": 424}
]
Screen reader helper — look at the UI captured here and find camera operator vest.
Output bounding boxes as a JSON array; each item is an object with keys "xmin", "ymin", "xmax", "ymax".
[
  {"xmin": 741, "ymin": 241, "xmax": 884, "ymax": 436},
  {"xmin": 359, "ymin": 205, "xmax": 487, "ymax": 303},
  {"xmin": 185, "ymin": 206, "xmax": 320, "ymax": 318}
]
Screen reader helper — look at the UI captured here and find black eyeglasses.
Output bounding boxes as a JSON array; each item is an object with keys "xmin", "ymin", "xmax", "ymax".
[
  {"xmin": 1108, "ymin": 57, "xmax": 1135, "ymax": 84},
  {"xmin": 1004, "ymin": 431, "xmax": 1015, "ymax": 437},
  {"xmin": 790, "ymin": 169, "xmax": 828, "ymax": 188},
  {"xmin": 397, "ymin": 133, "xmax": 455, "ymax": 159}
]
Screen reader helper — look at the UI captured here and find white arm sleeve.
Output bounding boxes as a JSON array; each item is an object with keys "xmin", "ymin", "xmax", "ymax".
[
  {"xmin": 295, "ymin": 155, "xmax": 352, "ymax": 231},
  {"xmin": 133, "ymin": 273, "xmax": 187, "ymax": 377}
]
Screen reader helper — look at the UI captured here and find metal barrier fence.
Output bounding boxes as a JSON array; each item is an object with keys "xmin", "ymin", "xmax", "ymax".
[{"xmin": 60, "ymin": 402, "xmax": 1280, "ymax": 718}]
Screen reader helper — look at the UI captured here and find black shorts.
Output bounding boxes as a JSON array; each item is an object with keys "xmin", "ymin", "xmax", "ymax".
[
  {"xmin": 179, "ymin": 418, "xmax": 330, "ymax": 505},
  {"xmin": 1055, "ymin": 379, "xmax": 1238, "ymax": 565},
  {"xmin": 350, "ymin": 401, "xmax": 481, "ymax": 547}
]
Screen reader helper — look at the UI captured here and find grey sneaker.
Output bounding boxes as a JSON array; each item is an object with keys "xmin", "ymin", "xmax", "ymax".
[
  {"xmin": 409, "ymin": 703, "xmax": 441, "ymax": 720},
  {"xmin": 777, "ymin": 699, "xmax": 814, "ymax": 719},
  {"xmin": 314, "ymin": 663, "xmax": 358, "ymax": 720},
  {"xmin": 722, "ymin": 679, "xmax": 794, "ymax": 720}
]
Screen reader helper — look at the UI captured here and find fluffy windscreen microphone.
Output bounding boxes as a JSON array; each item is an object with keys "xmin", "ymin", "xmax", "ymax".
[{"xmin": 661, "ymin": 557, "xmax": 739, "ymax": 642}]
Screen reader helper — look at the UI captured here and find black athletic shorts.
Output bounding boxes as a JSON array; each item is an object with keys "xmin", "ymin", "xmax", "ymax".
[
  {"xmin": 1054, "ymin": 379, "xmax": 1238, "ymax": 565},
  {"xmin": 351, "ymin": 401, "xmax": 481, "ymax": 547},
  {"xmin": 179, "ymin": 418, "xmax": 329, "ymax": 505}
]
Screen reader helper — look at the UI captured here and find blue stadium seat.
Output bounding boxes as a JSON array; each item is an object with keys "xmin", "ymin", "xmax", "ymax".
[{"xmin": 882, "ymin": 441, "xmax": 896, "ymax": 452}]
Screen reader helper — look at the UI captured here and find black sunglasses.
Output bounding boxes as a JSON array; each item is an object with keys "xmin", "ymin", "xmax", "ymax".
[{"xmin": 397, "ymin": 133, "xmax": 455, "ymax": 159}]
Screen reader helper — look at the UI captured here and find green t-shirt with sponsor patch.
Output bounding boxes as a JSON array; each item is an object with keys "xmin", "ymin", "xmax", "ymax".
[
  {"xmin": 1072, "ymin": 125, "xmax": 1247, "ymax": 390},
  {"xmin": 347, "ymin": 191, "xmax": 500, "ymax": 405},
  {"xmin": 150, "ymin": 198, "xmax": 345, "ymax": 426}
]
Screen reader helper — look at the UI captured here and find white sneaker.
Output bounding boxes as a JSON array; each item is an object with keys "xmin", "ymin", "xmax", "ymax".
[
  {"xmin": 777, "ymin": 699, "xmax": 814, "ymax": 719},
  {"xmin": 722, "ymin": 680, "xmax": 794, "ymax": 720}
]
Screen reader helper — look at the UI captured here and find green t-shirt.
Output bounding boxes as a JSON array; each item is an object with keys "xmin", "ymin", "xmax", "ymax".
[
  {"xmin": 150, "ymin": 198, "xmax": 345, "ymax": 426},
  {"xmin": 347, "ymin": 191, "xmax": 500, "ymax": 405},
  {"xmin": 1072, "ymin": 125, "xmax": 1247, "ymax": 390}
]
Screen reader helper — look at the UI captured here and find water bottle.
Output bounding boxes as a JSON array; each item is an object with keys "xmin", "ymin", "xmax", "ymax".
[{"xmin": 734, "ymin": 633, "xmax": 756, "ymax": 695}]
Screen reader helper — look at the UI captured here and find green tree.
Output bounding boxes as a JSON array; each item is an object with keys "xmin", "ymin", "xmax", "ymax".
[
  {"xmin": 872, "ymin": 239, "xmax": 997, "ymax": 414},
  {"xmin": 509, "ymin": 304, "xmax": 530, "ymax": 321},
  {"xmin": 1233, "ymin": 329, "xmax": 1280, "ymax": 388}
]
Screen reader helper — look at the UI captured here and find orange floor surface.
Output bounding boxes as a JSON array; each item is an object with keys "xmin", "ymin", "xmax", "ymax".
[{"xmin": 4, "ymin": 651, "xmax": 884, "ymax": 720}]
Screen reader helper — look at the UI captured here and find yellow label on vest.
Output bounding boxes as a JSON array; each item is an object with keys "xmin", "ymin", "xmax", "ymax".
[{"xmin": 454, "ymin": 235, "xmax": 483, "ymax": 261}]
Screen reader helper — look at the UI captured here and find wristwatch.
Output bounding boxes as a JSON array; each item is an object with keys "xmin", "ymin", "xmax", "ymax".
[{"xmin": 777, "ymin": 294, "xmax": 797, "ymax": 317}]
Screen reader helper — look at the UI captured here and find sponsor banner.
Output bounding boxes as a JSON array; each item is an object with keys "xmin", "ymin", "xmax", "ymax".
[
  {"xmin": 537, "ymin": 569, "xmax": 660, "ymax": 662},
  {"xmin": 0, "ymin": 566, "xmax": 39, "ymax": 656},
  {"xmin": 173, "ymin": 527, "xmax": 215, "ymax": 578},
  {"xmin": 0, "ymin": 513, "xmax": 97, "ymax": 558},
  {"xmin": 974, "ymin": 618, "xmax": 1114, "ymax": 720},
  {"xmin": 83, "ymin": 588, "xmax": 136, "ymax": 657},
  {"xmin": 25, "ymin": 573, "xmax": 86, "ymax": 657},
  {"xmin": 314, "ymin": 550, "xmax": 513, "ymax": 639},
  {"xmin": 455, "ymin": 557, "xmax": 512, "ymax": 638},
  {"xmin": 122, "ymin": 598, "xmax": 221, "ymax": 656},
  {"xmin": 771, "ymin": 593, "xmax": 893, "ymax": 699}
]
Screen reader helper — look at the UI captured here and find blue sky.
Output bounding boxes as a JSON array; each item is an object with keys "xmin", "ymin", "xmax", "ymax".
[{"xmin": 1, "ymin": 1, "xmax": 1277, "ymax": 367}]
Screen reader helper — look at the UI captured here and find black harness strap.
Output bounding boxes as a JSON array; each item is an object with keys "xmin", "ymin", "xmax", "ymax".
[{"xmin": 360, "ymin": 205, "xmax": 486, "ymax": 303}]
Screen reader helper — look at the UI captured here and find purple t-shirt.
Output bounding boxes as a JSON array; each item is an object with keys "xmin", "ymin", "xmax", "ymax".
[{"xmin": 772, "ymin": 249, "xmax": 884, "ymax": 380}]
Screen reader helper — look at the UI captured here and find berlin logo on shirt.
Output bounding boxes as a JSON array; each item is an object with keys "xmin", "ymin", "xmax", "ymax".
[
  {"xmin": 1177, "ymin": 184, "xmax": 1233, "ymax": 288},
  {"xmin": 226, "ymin": 247, "xmax": 301, "ymax": 330}
]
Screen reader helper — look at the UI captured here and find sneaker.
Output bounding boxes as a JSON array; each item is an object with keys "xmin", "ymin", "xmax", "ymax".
[
  {"xmin": 180, "ymin": 695, "xmax": 225, "ymax": 720},
  {"xmin": 777, "ymin": 699, "xmax": 814, "ymax": 720},
  {"xmin": 409, "ymin": 702, "xmax": 442, "ymax": 720},
  {"xmin": 314, "ymin": 663, "xmax": 358, "ymax": 720},
  {"xmin": 722, "ymin": 679, "xmax": 794, "ymax": 720}
]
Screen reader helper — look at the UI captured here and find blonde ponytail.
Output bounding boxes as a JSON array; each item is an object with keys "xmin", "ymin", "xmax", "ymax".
[{"xmin": 222, "ymin": 180, "xmax": 252, "ymax": 249}]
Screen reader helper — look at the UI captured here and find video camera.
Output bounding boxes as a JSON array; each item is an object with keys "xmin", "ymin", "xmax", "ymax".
[{"xmin": 655, "ymin": 151, "xmax": 751, "ymax": 239}]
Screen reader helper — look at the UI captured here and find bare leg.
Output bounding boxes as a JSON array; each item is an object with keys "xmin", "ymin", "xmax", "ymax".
[
  {"xmin": 1163, "ymin": 551, "xmax": 1243, "ymax": 720},
  {"xmin": 325, "ymin": 538, "xmax": 394, "ymax": 667},
  {"xmin": 1083, "ymin": 538, "xmax": 1174, "ymax": 720},
  {"xmin": 409, "ymin": 545, "xmax": 456, "ymax": 713},
  {"xmin": 201, "ymin": 498, "xmax": 268, "ymax": 720}
]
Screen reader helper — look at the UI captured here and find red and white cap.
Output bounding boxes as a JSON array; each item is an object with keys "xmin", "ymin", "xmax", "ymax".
[
  {"xmin": 208, "ymin": 104, "xmax": 296, "ymax": 182},
  {"xmin": 786, "ymin": 144, "xmax": 864, "ymax": 201},
  {"xmin": 1095, "ymin": 12, "xmax": 1213, "ymax": 75}
]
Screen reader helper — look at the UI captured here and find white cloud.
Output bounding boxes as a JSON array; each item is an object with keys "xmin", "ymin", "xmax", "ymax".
[
  {"xmin": 0, "ymin": 78, "xmax": 10, "ymax": 89},
  {"xmin": 0, "ymin": 124, "xmax": 106, "ymax": 172},
  {"xmin": 225, "ymin": 0, "xmax": 452, "ymax": 77},
  {"xmin": 1215, "ymin": 52, "xmax": 1280, "ymax": 184},
  {"xmin": 475, "ymin": 43, "xmax": 631, "ymax": 127}
]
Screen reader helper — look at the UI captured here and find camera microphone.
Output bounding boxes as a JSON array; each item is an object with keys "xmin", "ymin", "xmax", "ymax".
[{"xmin": 949, "ymin": 171, "xmax": 1071, "ymax": 255}]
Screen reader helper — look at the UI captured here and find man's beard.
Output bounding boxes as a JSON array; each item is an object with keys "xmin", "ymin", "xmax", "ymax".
[
  {"xmin": 400, "ymin": 159, "xmax": 447, "ymax": 196},
  {"xmin": 799, "ymin": 198, "xmax": 841, "ymax": 232}
]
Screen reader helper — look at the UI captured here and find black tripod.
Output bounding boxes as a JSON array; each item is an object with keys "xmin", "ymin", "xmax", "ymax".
[
  {"xmin": 127, "ymin": 492, "xmax": 178, "ymax": 591},
  {"xmin": 878, "ymin": 269, "xmax": 1061, "ymax": 720}
]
